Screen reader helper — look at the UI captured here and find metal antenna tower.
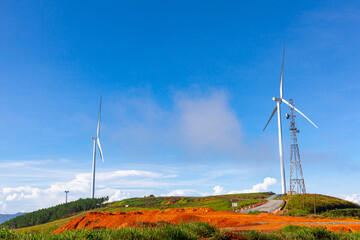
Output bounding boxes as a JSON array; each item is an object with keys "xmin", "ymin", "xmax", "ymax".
[{"xmin": 287, "ymin": 99, "xmax": 306, "ymax": 194}]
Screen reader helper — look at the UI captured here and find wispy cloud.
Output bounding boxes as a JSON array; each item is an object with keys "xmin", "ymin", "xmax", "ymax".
[
  {"xmin": 0, "ymin": 159, "xmax": 58, "ymax": 168},
  {"xmin": 110, "ymin": 90, "xmax": 244, "ymax": 158},
  {"xmin": 175, "ymin": 91, "xmax": 243, "ymax": 155}
]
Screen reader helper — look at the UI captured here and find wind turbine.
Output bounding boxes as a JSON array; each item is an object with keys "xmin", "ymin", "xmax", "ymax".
[
  {"xmin": 263, "ymin": 45, "xmax": 318, "ymax": 194},
  {"xmin": 91, "ymin": 96, "xmax": 104, "ymax": 199}
]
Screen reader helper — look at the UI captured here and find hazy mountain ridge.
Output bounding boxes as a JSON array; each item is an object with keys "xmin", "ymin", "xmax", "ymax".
[{"xmin": 0, "ymin": 213, "xmax": 26, "ymax": 224}]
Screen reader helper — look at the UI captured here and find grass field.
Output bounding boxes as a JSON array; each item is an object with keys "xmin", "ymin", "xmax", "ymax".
[{"xmin": 279, "ymin": 194, "xmax": 360, "ymax": 217}]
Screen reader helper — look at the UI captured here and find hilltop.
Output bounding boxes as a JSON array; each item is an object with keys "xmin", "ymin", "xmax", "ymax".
[{"xmin": 279, "ymin": 194, "xmax": 360, "ymax": 217}]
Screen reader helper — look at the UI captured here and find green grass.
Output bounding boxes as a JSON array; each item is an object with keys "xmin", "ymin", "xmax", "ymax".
[
  {"xmin": 236, "ymin": 225, "xmax": 360, "ymax": 240},
  {"xmin": 280, "ymin": 194, "xmax": 360, "ymax": 217},
  {"xmin": 1, "ymin": 222, "xmax": 217, "ymax": 240},
  {"xmin": 3, "ymin": 223, "xmax": 360, "ymax": 240}
]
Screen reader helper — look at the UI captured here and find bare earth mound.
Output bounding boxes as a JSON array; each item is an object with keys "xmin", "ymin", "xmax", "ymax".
[{"xmin": 53, "ymin": 207, "xmax": 360, "ymax": 234}]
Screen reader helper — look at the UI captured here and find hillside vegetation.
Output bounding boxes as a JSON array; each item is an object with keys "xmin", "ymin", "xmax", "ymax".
[
  {"xmin": 281, "ymin": 194, "xmax": 360, "ymax": 216},
  {"xmin": 322, "ymin": 208, "xmax": 360, "ymax": 219},
  {"xmin": 106, "ymin": 192, "xmax": 272, "ymax": 212},
  {"xmin": 1, "ymin": 197, "xmax": 108, "ymax": 229},
  {"xmin": 12, "ymin": 192, "xmax": 272, "ymax": 234}
]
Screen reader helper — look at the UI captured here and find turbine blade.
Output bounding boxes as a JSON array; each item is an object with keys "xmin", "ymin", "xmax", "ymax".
[
  {"xmin": 97, "ymin": 138, "xmax": 104, "ymax": 161},
  {"xmin": 263, "ymin": 106, "xmax": 278, "ymax": 131},
  {"xmin": 280, "ymin": 44, "xmax": 285, "ymax": 99},
  {"xmin": 97, "ymin": 96, "xmax": 102, "ymax": 138},
  {"xmin": 282, "ymin": 99, "xmax": 318, "ymax": 128}
]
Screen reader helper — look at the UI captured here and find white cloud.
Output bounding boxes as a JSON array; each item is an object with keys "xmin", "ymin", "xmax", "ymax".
[
  {"xmin": 228, "ymin": 177, "xmax": 277, "ymax": 194},
  {"xmin": 0, "ymin": 169, "xmax": 176, "ymax": 213},
  {"xmin": 213, "ymin": 185, "xmax": 224, "ymax": 194},
  {"xmin": 107, "ymin": 190, "xmax": 129, "ymax": 202},
  {"xmin": 344, "ymin": 194, "xmax": 360, "ymax": 204},
  {"xmin": 162, "ymin": 189, "xmax": 197, "ymax": 197},
  {"xmin": 6, "ymin": 193, "xmax": 19, "ymax": 201}
]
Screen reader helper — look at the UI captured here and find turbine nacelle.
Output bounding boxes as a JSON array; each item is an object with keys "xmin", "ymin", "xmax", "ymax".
[{"xmin": 272, "ymin": 97, "xmax": 282, "ymax": 102}]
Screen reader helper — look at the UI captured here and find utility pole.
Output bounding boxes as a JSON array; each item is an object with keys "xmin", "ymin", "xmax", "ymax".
[
  {"xmin": 65, "ymin": 191, "xmax": 69, "ymax": 204},
  {"xmin": 303, "ymin": 193, "xmax": 305, "ymax": 208}
]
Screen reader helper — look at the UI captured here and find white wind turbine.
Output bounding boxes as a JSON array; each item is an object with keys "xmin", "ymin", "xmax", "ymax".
[
  {"xmin": 91, "ymin": 96, "xmax": 104, "ymax": 199},
  {"xmin": 263, "ymin": 45, "xmax": 318, "ymax": 194}
]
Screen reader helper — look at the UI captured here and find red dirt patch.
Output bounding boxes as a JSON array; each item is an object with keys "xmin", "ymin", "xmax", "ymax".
[{"xmin": 53, "ymin": 208, "xmax": 360, "ymax": 234}]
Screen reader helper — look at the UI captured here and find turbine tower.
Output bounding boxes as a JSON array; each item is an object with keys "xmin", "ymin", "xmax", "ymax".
[
  {"xmin": 263, "ymin": 45, "xmax": 318, "ymax": 194},
  {"xmin": 91, "ymin": 96, "xmax": 104, "ymax": 199},
  {"xmin": 287, "ymin": 99, "xmax": 306, "ymax": 194},
  {"xmin": 65, "ymin": 191, "xmax": 69, "ymax": 204}
]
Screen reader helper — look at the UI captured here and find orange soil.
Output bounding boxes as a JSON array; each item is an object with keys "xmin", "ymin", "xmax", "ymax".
[{"xmin": 53, "ymin": 207, "xmax": 360, "ymax": 234}]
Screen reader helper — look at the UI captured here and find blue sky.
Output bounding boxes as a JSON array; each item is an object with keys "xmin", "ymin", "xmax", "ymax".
[{"xmin": 0, "ymin": 1, "xmax": 359, "ymax": 213}]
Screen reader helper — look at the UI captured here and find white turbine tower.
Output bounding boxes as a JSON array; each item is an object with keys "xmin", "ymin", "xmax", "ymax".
[
  {"xmin": 263, "ymin": 45, "xmax": 318, "ymax": 194},
  {"xmin": 91, "ymin": 96, "xmax": 104, "ymax": 199}
]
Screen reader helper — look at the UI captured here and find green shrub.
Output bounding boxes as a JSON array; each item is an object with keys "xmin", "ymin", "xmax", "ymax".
[{"xmin": 321, "ymin": 208, "xmax": 360, "ymax": 219}]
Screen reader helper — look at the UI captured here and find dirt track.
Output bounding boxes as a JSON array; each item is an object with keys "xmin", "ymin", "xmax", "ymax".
[{"xmin": 53, "ymin": 208, "xmax": 360, "ymax": 234}]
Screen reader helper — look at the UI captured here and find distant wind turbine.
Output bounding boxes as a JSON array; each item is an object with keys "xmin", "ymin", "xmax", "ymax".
[
  {"xmin": 263, "ymin": 45, "xmax": 318, "ymax": 194},
  {"xmin": 91, "ymin": 96, "xmax": 104, "ymax": 199}
]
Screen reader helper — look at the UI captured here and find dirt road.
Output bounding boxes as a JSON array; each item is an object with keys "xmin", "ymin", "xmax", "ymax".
[{"xmin": 241, "ymin": 194, "xmax": 283, "ymax": 213}]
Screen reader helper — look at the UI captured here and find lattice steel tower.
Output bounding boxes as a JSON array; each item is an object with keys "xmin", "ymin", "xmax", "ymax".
[{"xmin": 287, "ymin": 99, "xmax": 306, "ymax": 194}]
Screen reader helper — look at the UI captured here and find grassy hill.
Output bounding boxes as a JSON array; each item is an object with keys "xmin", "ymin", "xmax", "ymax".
[
  {"xmin": 105, "ymin": 192, "xmax": 272, "ymax": 212},
  {"xmin": 10, "ymin": 192, "xmax": 273, "ymax": 234},
  {"xmin": 280, "ymin": 194, "xmax": 360, "ymax": 216},
  {"xmin": 6, "ymin": 192, "xmax": 360, "ymax": 235}
]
